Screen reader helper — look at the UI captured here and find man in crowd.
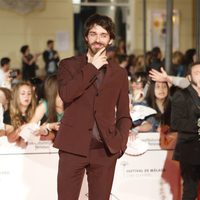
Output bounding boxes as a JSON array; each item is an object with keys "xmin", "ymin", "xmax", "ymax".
[
  {"xmin": 0, "ymin": 57, "xmax": 11, "ymax": 89},
  {"xmin": 43, "ymin": 40, "xmax": 59, "ymax": 75},
  {"xmin": 171, "ymin": 62, "xmax": 200, "ymax": 200}
]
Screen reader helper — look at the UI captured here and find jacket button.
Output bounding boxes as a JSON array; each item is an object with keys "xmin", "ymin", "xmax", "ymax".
[{"xmin": 88, "ymin": 128, "xmax": 92, "ymax": 131}]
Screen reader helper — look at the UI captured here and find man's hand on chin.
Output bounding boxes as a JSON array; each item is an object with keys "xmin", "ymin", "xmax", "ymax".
[{"xmin": 88, "ymin": 48, "xmax": 108, "ymax": 70}]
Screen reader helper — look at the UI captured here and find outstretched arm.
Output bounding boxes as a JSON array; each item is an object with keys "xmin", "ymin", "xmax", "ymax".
[{"xmin": 149, "ymin": 67, "xmax": 190, "ymax": 89}]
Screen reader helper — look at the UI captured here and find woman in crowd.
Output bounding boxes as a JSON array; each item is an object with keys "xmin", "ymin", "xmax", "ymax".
[
  {"xmin": 145, "ymin": 81, "xmax": 171, "ymax": 131},
  {"xmin": 0, "ymin": 87, "xmax": 11, "ymax": 136},
  {"xmin": 147, "ymin": 46, "xmax": 163, "ymax": 72},
  {"xmin": 172, "ymin": 51, "xmax": 185, "ymax": 77},
  {"xmin": 130, "ymin": 72, "xmax": 148, "ymax": 106},
  {"xmin": 20, "ymin": 45, "xmax": 40, "ymax": 81},
  {"xmin": 126, "ymin": 54, "xmax": 136, "ymax": 77},
  {"xmin": 6, "ymin": 81, "xmax": 37, "ymax": 147},
  {"xmin": 115, "ymin": 38, "xmax": 126, "ymax": 56},
  {"xmin": 133, "ymin": 81, "xmax": 171, "ymax": 133},
  {"xmin": 30, "ymin": 74, "xmax": 64, "ymax": 141},
  {"xmin": 0, "ymin": 87, "xmax": 11, "ymax": 125},
  {"xmin": 134, "ymin": 55, "xmax": 146, "ymax": 73},
  {"xmin": 29, "ymin": 77, "xmax": 44, "ymax": 103}
]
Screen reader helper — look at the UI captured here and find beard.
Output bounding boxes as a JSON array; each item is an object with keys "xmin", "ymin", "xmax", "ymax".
[
  {"xmin": 190, "ymin": 76, "xmax": 198, "ymax": 87},
  {"xmin": 190, "ymin": 75, "xmax": 200, "ymax": 89},
  {"xmin": 87, "ymin": 42, "xmax": 107, "ymax": 55}
]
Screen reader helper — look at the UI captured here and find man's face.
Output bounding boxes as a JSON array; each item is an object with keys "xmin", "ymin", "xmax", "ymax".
[
  {"xmin": 3, "ymin": 63, "xmax": 10, "ymax": 72},
  {"xmin": 85, "ymin": 24, "xmax": 112, "ymax": 55},
  {"xmin": 48, "ymin": 42, "xmax": 54, "ymax": 50},
  {"xmin": 190, "ymin": 64, "xmax": 200, "ymax": 88}
]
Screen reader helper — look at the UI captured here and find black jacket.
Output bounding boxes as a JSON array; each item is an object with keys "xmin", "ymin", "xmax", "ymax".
[
  {"xmin": 171, "ymin": 85, "xmax": 200, "ymax": 164},
  {"xmin": 43, "ymin": 50, "xmax": 59, "ymax": 73}
]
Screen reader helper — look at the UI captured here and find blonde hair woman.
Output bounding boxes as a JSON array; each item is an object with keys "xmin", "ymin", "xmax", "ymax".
[{"xmin": 6, "ymin": 81, "xmax": 36, "ymax": 147}]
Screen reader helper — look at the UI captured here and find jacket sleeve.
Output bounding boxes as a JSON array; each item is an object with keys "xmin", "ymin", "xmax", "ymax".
[
  {"xmin": 171, "ymin": 90, "xmax": 198, "ymax": 133},
  {"xmin": 171, "ymin": 76, "xmax": 190, "ymax": 89},
  {"xmin": 116, "ymin": 70, "xmax": 132, "ymax": 151},
  {"xmin": 57, "ymin": 59, "xmax": 99, "ymax": 104},
  {"xmin": 54, "ymin": 51, "xmax": 60, "ymax": 63},
  {"xmin": 43, "ymin": 51, "xmax": 49, "ymax": 64}
]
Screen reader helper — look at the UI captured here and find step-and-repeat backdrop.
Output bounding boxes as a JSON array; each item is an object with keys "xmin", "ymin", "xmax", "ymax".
[{"xmin": 0, "ymin": 133, "xmax": 181, "ymax": 200}]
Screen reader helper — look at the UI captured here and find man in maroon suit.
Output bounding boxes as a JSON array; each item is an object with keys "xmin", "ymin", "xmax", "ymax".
[{"xmin": 54, "ymin": 14, "xmax": 132, "ymax": 200}]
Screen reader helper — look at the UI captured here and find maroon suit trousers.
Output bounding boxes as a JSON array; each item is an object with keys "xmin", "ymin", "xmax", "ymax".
[{"xmin": 57, "ymin": 143, "xmax": 118, "ymax": 200}]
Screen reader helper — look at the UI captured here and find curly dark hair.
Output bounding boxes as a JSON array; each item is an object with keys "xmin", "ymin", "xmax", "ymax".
[{"xmin": 84, "ymin": 13, "xmax": 115, "ymax": 40}]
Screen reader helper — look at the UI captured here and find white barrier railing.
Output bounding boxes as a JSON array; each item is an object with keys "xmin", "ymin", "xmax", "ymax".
[{"xmin": 0, "ymin": 133, "xmax": 181, "ymax": 200}]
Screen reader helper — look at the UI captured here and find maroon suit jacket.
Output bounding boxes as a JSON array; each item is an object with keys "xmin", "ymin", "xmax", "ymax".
[{"xmin": 54, "ymin": 54, "xmax": 132, "ymax": 156}]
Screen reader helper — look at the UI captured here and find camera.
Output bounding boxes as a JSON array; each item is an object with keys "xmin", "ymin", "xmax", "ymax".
[{"xmin": 10, "ymin": 70, "xmax": 18, "ymax": 78}]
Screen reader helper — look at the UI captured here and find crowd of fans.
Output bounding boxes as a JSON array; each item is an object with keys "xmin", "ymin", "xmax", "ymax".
[
  {"xmin": 107, "ymin": 41, "xmax": 196, "ymax": 139},
  {"xmin": 0, "ymin": 40, "xmax": 62, "ymax": 147},
  {"xmin": 0, "ymin": 37, "xmax": 197, "ymax": 149}
]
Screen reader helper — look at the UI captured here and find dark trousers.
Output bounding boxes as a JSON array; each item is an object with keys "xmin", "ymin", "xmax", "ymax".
[
  {"xmin": 57, "ymin": 141, "xmax": 118, "ymax": 200},
  {"xmin": 180, "ymin": 162, "xmax": 200, "ymax": 200}
]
